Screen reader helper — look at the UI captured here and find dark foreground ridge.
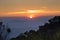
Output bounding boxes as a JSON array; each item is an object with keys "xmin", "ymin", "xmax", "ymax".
[
  {"xmin": 1, "ymin": 16, "xmax": 60, "ymax": 40},
  {"xmin": 11, "ymin": 16, "xmax": 60, "ymax": 40}
]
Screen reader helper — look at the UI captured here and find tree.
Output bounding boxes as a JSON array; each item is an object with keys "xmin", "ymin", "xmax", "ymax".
[{"xmin": 0, "ymin": 22, "xmax": 11, "ymax": 40}]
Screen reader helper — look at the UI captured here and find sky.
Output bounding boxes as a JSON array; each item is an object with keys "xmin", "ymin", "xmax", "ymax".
[{"xmin": 0, "ymin": 0, "xmax": 60, "ymax": 17}]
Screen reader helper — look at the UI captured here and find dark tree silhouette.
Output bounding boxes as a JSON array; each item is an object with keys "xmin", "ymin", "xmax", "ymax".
[
  {"xmin": 11, "ymin": 16, "xmax": 60, "ymax": 40},
  {"xmin": 0, "ymin": 22, "xmax": 11, "ymax": 40}
]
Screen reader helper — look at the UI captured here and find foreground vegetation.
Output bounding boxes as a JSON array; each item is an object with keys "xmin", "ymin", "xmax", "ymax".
[
  {"xmin": 0, "ymin": 22, "xmax": 11, "ymax": 40},
  {"xmin": 0, "ymin": 16, "xmax": 60, "ymax": 40},
  {"xmin": 11, "ymin": 16, "xmax": 60, "ymax": 40}
]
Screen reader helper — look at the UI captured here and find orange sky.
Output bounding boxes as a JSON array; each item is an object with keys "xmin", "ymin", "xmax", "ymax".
[
  {"xmin": 0, "ymin": 10, "xmax": 60, "ymax": 18},
  {"xmin": 0, "ymin": 0, "xmax": 60, "ymax": 17}
]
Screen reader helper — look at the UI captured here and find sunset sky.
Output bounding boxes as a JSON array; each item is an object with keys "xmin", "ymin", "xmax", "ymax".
[{"xmin": 0, "ymin": 0, "xmax": 60, "ymax": 17}]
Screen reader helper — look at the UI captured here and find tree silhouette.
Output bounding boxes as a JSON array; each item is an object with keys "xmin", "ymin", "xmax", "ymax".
[{"xmin": 0, "ymin": 22, "xmax": 11, "ymax": 40}]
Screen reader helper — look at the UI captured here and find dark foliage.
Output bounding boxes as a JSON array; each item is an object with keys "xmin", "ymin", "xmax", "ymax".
[
  {"xmin": 11, "ymin": 16, "xmax": 60, "ymax": 40},
  {"xmin": 0, "ymin": 22, "xmax": 11, "ymax": 40}
]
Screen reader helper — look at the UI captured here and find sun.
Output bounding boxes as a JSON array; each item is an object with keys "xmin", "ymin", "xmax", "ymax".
[{"xmin": 29, "ymin": 15, "xmax": 33, "ymax": 19}]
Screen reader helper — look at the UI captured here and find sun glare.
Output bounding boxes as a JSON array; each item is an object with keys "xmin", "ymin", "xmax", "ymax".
[
  {"xmin": 27, "ymin": 10, "xmax": 45, "ymax": 13},
  {"xmin": 29, "ymin": 15, "xmax": 33, "ymax": 19},
  {"xmin": 14, "ymin": 10, "xmax": 45, "ymax": 14},
  {"xmin": 27, "ymin": 10, "xmax": 40, "ymax": 13},
  {"xmin": 27, "ymin": 10, "xmax": 36, "ymax": 13}
]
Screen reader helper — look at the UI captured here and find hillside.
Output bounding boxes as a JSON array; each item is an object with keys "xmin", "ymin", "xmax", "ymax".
[{"xmin": 11, "ymin": 16, "xmax": 60, "ymax": 40}]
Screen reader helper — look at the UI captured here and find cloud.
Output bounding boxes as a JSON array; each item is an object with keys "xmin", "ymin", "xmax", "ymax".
[{"xmin": 0, "ymin": 0, "xmax": 60, "ymax": 12}]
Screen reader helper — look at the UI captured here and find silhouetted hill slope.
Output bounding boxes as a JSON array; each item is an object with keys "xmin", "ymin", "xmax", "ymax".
[{"xmin": 11, "ymin": 16, "xmax": 60, "ymax": 40}]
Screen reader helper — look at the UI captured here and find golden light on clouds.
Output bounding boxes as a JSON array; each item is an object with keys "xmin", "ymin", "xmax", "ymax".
[
  {"xmin": 27, "ymin": 10, "xmax": 39, "ymax": 13},
  {"xmin": 0, "ymin": 9, "xmax": 60, "ymax": 17},
  {"xmin": 27, "ymin": 10, "xmax": 46, "ymax": 13},
  {"xmin": 15, "ymin": 10, "xmax": 45, "ymax": 14},
  {"xmin": 0, "ymin": 0, "xmax": 60, "ymax": 17},
  {"xmin": 15, "ymin": 12, "xmax": 26, "ymax": 14}
]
